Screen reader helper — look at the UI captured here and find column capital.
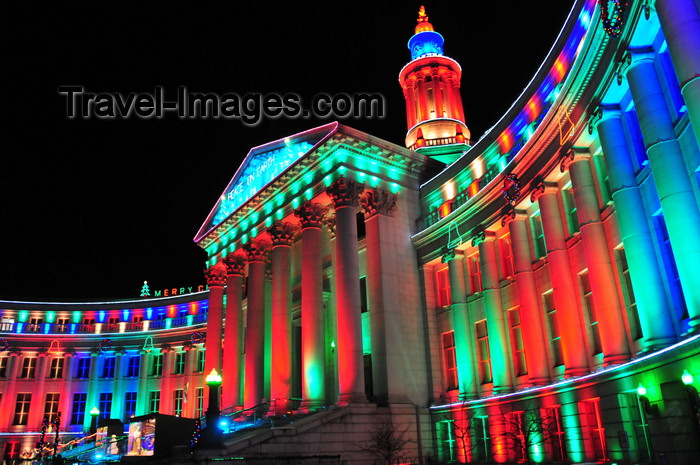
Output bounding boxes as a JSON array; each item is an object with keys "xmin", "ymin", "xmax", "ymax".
[
  {"xmin": 502, "ymin": 208, "xmax": 529, "ymax": 227},
  {"xmin": 243, "ymin": 240, "xmax": 271, "ymax": 263},
  {"xmin": 224, "ymin": 254, "xmax": 247, "ymax": 276},
  {"xmin": 471, "ymin": 228, "xmax": 486, "ymax": 247},
  {"xmin": 63, "ymin": 349, "xmax": 77, "ymax": 358},
  {"xmin": 294, "ymin": 201, "xmax": 328, "ymax": 229},
  {"xmin": 37, "ymin": 349, "xmax": 49, "ymax": 358},
  {"xmin": 441, "ymin": 247, "xmax": 463, "ymax": 263},
  {"xmin": 529, "ymin": 180, "xmax": 559, "ymax": 203},
  {"xmin": 113, "ymin": 347, "xmax": 126, "ymax": 356},
  {"xmin": 324, "ymin": 215, "xmax": 336, "ymax": 239},
  {"xmin": 360, "ymin": 189, "xmax": 397, "ymax": 219},
  {"xmin": 326, "ymin": 176, "xmax": 364, "ymax": 209},
  {"xmin": 267, "ymin": 221, "xmax": 298, "ymax": 246},
  {"xmin": 559, "ymin": 149, "xmax": 591, "ymax": 172},
  {"xmin": 204, "ymin": 262, "xmax": 228, "ymax": 287},
  {"xmin": 160, "ymin": 344, "xmax": 173, "ymax": 354}
]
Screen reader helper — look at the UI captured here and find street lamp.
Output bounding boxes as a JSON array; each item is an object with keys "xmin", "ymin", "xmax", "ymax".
[
  {"xmin": 200, "ymin": 369, "xmax": 224, "ymax": 448},
  {"xmin": 89, "ymin": 406, "xmax": 100, "ymax": 436}
]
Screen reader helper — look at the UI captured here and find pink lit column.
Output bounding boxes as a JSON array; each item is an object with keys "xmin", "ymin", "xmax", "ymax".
[
  {"xmin": 28, "ymin": 351, "xmax": 49, "ymax": 428},
  {"xmin": 294, "ymin": 201, "xmax": 328, "ymax": 409},
  {"xmin": 203, "ymin": 263, "xmax": 227, "ymax": 379},
  {"xmin": 267, "ymin": 221, "xmax": 297, "ymax": 413},
  {"xmin": 182, "ymin": 344, "xmax": 196, "ymax": 418},
  {"xmin": 243, "ymin": 240, "xmax": 271, "ymax": 408},
  {"xmin": 0, "ymin": 351, "xmax": 21, "ymax": 430},
  {"xmin": 58, "ymin": 352, "xmax": 76, "ymax": 422},
  {"xmin": 159, "ymin": 346, "xmax": 174, "ymax": 415},
  {"xmin": 326, "ymin": 177, "xmax": 366, "ymax": 404},
  {"xmin": 564, "ymin": 151, "xmax": 630, "ymax": 364},
  {"xmin": 532, "ymin": 184, "xmax": 589, "ymax": 376},
  {"xmin": 503, "ymin": 212, "xmax": 549, "ymax": 384},
  {"xmin": 474, "ymin": 231, "xmax": 513, "ymax": 392},
  {"xmin": 222, "ymin": 253, "xmax": 246, "ymax": 410}
]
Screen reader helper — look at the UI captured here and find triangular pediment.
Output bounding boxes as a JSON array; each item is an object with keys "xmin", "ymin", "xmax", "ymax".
[{"xmin": 194, "ymin": 122, "xmax": 338, "ymax": 242}]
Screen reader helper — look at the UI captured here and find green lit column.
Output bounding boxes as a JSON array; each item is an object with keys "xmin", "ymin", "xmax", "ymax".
[
  {"xmin": 222, "ymin": 254, "xmax": 246, "ymax": 410},
  {"xmin": 442, "ymin": 248, "xmax": 477, "ymax": 399},
  {"xmin": 326, "ymin": 177, "xmax": 366, "ymax": 404},
  {"xmin": 564, "ymin": 150, "xmax": 630, "ymax": 364},
  {"xmin": 626, "ymin": 51, "xmax": 700, "ymax": 329},
  {"xmin": 111, "ymin": 348, "xmax": 125, "ymax": 421},
  {"xmin": 655, "ymin": 0, "xmax": 700, "ymax": 148},
  {"xmin": 503, "ymin": 211, "xmax": 550, "ymax": 384},
  {"xmin": 596, "ymin": 110, "xmax": 676, "ymax": 349},
  {"xmin": 243, "ymin": 239, "xmax": 270, "ymax": 408},
  {"xmin": 532, "ymin": 184, "xmax": 589, "ymax": 376},
  {"xmin": 294, "ymin": 201, "xmax": 328, "ymax": 410},
  {"xmin": 474, "ymin": 230, "xmax": 512, "ymax": 392},
  {"xmin": 136, "ymin": 349, "xmax": 151, "ymax": 416}
]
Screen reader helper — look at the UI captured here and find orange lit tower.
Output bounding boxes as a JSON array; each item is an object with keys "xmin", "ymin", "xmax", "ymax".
[{"xmin": 399, "ymin": 6, "xmax": 470, "ymax": 164}]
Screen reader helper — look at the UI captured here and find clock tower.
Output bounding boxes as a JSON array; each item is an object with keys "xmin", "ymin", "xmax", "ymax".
[{"xmin": 399, "ymin": 6, "xmax": 471, "ymax": 164}]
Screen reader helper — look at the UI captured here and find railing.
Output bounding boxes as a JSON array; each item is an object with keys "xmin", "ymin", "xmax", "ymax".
[
  {"xmin": 0, "ymin": 316, "xmax": 208, "ymax": 336},
  {"xmin": 214, "ymin": 398, "xmax": 304, "ymax": 434},
  {"xmin": 408, "ymin": 135, "xmax": 470, "ymax": 151}
]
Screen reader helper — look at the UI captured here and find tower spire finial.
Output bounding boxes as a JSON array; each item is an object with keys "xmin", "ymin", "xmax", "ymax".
[{"xmin": 415, "ymin": 6, "xmax": 434, "ymax": 33}]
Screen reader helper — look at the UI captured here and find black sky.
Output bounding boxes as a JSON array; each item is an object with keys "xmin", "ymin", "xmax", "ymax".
[{"xmin": 1, "ymin": 2, "xmax": 574, "ymax": 300}]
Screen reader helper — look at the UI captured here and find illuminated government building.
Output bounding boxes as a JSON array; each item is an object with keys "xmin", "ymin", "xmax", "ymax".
[{"xmin": 2, "ymin": 1, "xmax": 700, "ymax": 463}]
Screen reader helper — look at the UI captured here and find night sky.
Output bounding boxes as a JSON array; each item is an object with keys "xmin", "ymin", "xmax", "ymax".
[{"xmin": 2, "ymin": 2, "xmax": 574, "ymax": 300}]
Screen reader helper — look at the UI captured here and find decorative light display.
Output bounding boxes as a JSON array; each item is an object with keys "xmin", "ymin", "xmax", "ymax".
[
  {"xmin": 0, "ymin": 337, "xmax": 9, "ymax": 352},
  {"xmin": 502, "ymin": 174, "xmax": 520, "ymax": 205},
  {"xmin": 557, "ymin": 106, "xmax": 575, "ymax": 145},
  {"xmin": 190, "ymin": 418, "xmax": 201, "ymax": 453},
  {"xmin": 142, "ymin": 335, "xmax": 155, "ymax": 353},
  {"xmin": 48, "ymin": 340, "xmax": 62, "ymax": 355},
  {"xmin": 598, "ymin": 0, "xmax": 629, "ymax": 38},
  {"xmin": 682, "ymin": 369, "xmax": 694, "ymax": 386},
  {"xmin": 98, "ymin": 338, "xmax": 112, "ymax": 353},
  {"xmin": 191, "ymin": 331, "xmax": 206, "ymax": 344},
  {"xmin": 140, "ymin": 280, "xmax": 151, "ymax": 297}
]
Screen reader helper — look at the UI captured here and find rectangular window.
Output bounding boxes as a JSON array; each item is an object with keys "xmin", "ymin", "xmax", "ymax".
[
  {"xmin": 531, "ymin": 213, "xmax": 546, "ymax": 260},
  {"xmin": 13, "ymin": 393, "xmax": 31, "ymax": 425},
  {"xmin": 580, "ymin": 272, "xmax": 601, "ymax": 355},
  {"xmin": 499, "ymin": 234, "xmax": 514, "ymax": 278},
  {"xmin": 71, "ymin": 393, "xmax": 87, "ymax": 425},
  {"xmin": 615, "ymin": 247, "xmax": 642, "ymax": 340},
  {"xmin": 126, "ymin": 355, "xmax": 140, "ymax": 378},
  {"xmin": 1, "ymin": 316, "xmax": 15, "ymax": 332},
  {"xmin": 149, "ymin": 391, "xmax": 160, "ymax": 414},
  {"xmin": 508, "ymin": 308, "xmax": 527, "ymax": 376},
  {"xmin": 541, "ymin": 406, "xmax": 567, "ymax": 461},
  {"xmin": 579, "ymin": 399, "xmax": 608, "ymax": 462},
  {"xmin": 543, "ymin": 291, "xmax": 563, "ymax": 367},
  {"xmin": 436, "ymin": 267, "xmax": 451, "ymax": 307},
  {"xmin": 195, "ymin": 387, "xmax": 204, "ymax": 418},
  {"xmin": 102, "ymin": 356, "xmax": 116, "ymax": 378},
  {"xmin": 360, "ymin": 276, "xmax": 369, "ymax": 313},
  {"xmin": 82, "ymin": 318, "xmax": 95, "ymax": 326},
  {"xmin": 196, "ymin": 351, "xmax": 205, "ymax": 373},
  {"xmin": 561, "ymin": 187, "xmax": 580, "ymax": 236},
  {"xmin": 441, "ymin": 331, "xmax": 458, "ymax": 391},
  {"xmin": 107, "ymin": 317, "xmax": 119, "ymax": 331},
  {"xmin": 21, "ymin": 357, "xmax": 36, "ymax": 378},
  {"xmin": 0, "ymin": 357, "xmax": 8, "ymax": 378},
  {"xmin": 76, "ymin": 357, "xmax": 91, "ymax": 379},
  {"xmin": 174, "ymin": 352, "xmax": 185, "ymax": 375},
  {"xmin": 3, "ymin": 442, "xmax": 20, "ymax": 461},
  {"xmin": 468, "ymin": 253, "xmax": 482, "ymax": 294},
  {"xmin": 593, "ymin": 155, "xmax": 612, "ymax": 204},
  {"xmin": 44, "ymin": 393, "xmax": 60, "ymax": 421},
  {"xmin": 29, "ymin": 317, "xmax": 43, "ymax": 332},
  {"xmin": 49, "ymin": 357, "xmax": 64, "ymax": 379},
  {"xmin": 124, "ymin": 392, "xmax": 137, "ymax": 420},
  {"xmin": 505, "ymin": 411, "xmax": 527, "ymax": 462},
  {"xmin": 173, "ymin": 389, "xmax": 184, "ymax": 416},
  {"xmin": 56, "ymin": 318, "xmax": 70, "ymax": 332},
  {"xmin": 475, "ymin": 320, "xmax": 492, "ymax": 384},
  {"xmin": 98, "ymin": 392, "xmax": 113, "ymax": 422},
  {"xmin": 151, "ymin": 354, "xmax": 163, "ymax": 376}
]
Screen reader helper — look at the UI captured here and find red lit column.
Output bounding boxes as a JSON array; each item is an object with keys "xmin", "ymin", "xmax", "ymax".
[
  {"xmin": 0, "ymin": 350, "xmax": 20, "ymax": 430},
  {"xmin": 294, "ymin": 201, "xmax": 328, "ymax": 410},
  {"xmin": 503, "ymin": 212, "xmax": 550, "ymax": 384},
  {"xmin": 532, "ymin": 184, "xmax": 589, "ymax": 376},
  {"xmin": 403, "ymin": 80, "xmax": 417, "ymax": 128},
  {"xmin": 136, "ymin": 349, "xmax": 151, "ymax": 416},
  {"xmin": 432, "ymin": 71, "xmax": 444, "ymax": 117},
  {"xmin": 267, "ymin": 221, "xmax": 297, "ymax": 413},
  {"xmin": 203, "ymin": 263, "xmax": 227, "ymax": 379},
  {"xmin": 159, "ymin": 345, "xmax": 174, "ymax": 415},
  {"xmin": 442, "ymin": 249, "xmax": 477, "ymax": 399},
  {"xmin": 58, "ymin": 351, "xmax": 76, "ymax": 423},
  {"xmin": 474, "ymin": 231, "xmax": 513, "ymax": 392},
  {"xmin": 222, "ymin": 253, "xmax": 246, "ymax": 410},
  {"xmin": 416, "ymin": 76, "xmax": 429, "ymax": 122},
  {"xmin": 326, "ymin": 177, "xmax": 366, "ymax": 404},
  {"xmin": 564, "ymin": 151, "xmax": 630, "ymax": 364},
  {"xmin": 243, "ymin": 239, "xmax": 271, "ymax": 408}
]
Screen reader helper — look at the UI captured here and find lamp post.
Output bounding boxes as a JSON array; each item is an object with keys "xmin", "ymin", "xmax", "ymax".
[
  {"xmin": 201, "ymin": 369, "xmax": 223, "ymax": 448},
  {"xmin": 89, "ymin": 407, "xmax": 100, "ymax": 436}
]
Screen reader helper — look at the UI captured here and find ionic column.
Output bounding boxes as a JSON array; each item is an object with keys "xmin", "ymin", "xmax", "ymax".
[
  {"xmin": 655, "ymin": 0, "xmax": 700, "ymax": 148},
  {"xmin": 28, "ymin": 351, "xmax": 50, "ymax": 429},
  {"xmin": 0, "ymin": 351, "xmax": 21, "ymax": 430},
  {"xmin": 417, "ymin": 76, "xmax": 429, "ymax": 122},
  {"xmin": 432, "ymin": 71, "xmax": 444, "ymax": 117},
  {"xmin": 360, "ymin": 189, "xmax": 403, "ymax": 404},
  {"xmin": 243, "ymin": 239, "xmax": 271, "ymax": 408},
  {"xmin": 596, "ymin": 110, "xmax": 676, "ymax": 349},
  {"xmin": 294, "ymin": 201, "xmax": 328, "ymax": 410},
  {"xmin": 532, "ymin": 184, "xmax": 589, "ymax": 376},
  {"xmin": 203, "ymin": 263, "xmax": 227, "ymax": 378},
  {"xmin": 159, "ymin": 345, "xmax": 174, "ymax": 415},
  {"xmin": 326, "ymin": 177, "xmax": 366, "ymax": 403},
  {"xmin": 222, "ymin": 254, "xmax": 246, "ymax": 410},
  {"xmin": 503, "ymin": 212, "xmax": 549, "ymax": 384},
  {"xmin": 626, "ymin": 52, "xmax": 700, "ymax": 329},
  {"xmin": 111, "ymin": 348, "xmax": 125, "ymax": 420},
  {"xmin": 84, "ymin": 350, "xmax": 100, "ymax": 430},
  {"xmin": 474, "ymin": 231, "xmax": 512, "ymax": 392},
  {"xmin": 563, "ymin": 151, "xmax": 630, "ymax": 364},
  {"xmin": 182, "ymin": 343, "xmax": 196, "ymax": 418},
  {"xmin": 58, "ymin": 351, "xmax": 76, "ymax": 423},
  {"xmin": 442, "ymin": 249, "xmax": 477, "ymax": 399},
  {"xmin": 267, "ymin": 221, "xmax": 297, "ymax": 413},
  {"xmin": 136, "ymin": 349, "xmax": 151, "ymax": 416}
]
